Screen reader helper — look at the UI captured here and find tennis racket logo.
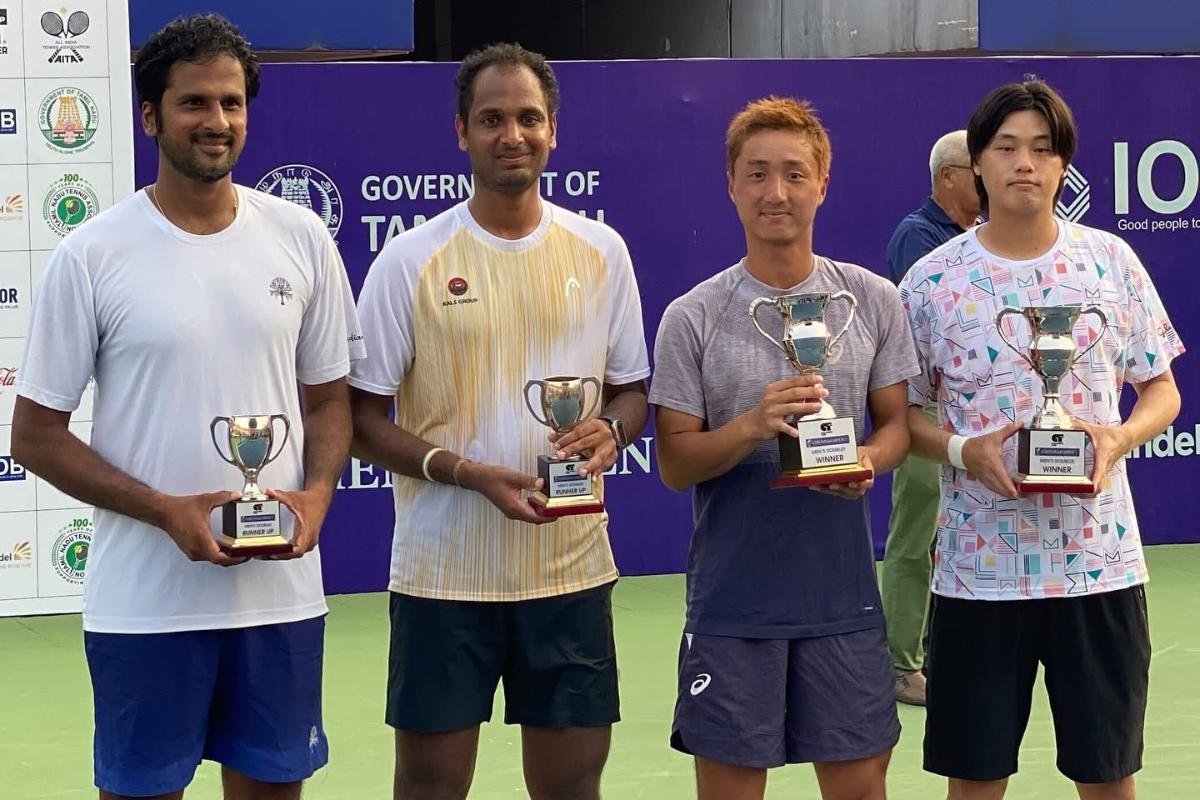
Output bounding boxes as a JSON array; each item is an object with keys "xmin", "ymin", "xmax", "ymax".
[{"xmin": 40, "ymin": 10, "xmax": 90, "ymax": 64}]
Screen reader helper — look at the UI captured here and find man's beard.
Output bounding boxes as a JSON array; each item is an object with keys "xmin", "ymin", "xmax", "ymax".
[{"xmin": 160, "ymin": 135, "xmax": 242, "ymax": 182}]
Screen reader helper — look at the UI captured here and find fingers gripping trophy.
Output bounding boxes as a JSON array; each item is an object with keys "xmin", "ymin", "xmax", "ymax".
[
  {"xmin": 749, "ymin": 291, "xmax": 874, "ymax": 489},
  {"xmin": 524, "ymin": 376, "xmax": 606, "ymax": 517},
  {"xmin": 210, "ymin": 414, "xmax": 293, "ymax": 555},
  {"xmin": 996, "ymin": 304, "xmax": 1108, "ymax": 494}
]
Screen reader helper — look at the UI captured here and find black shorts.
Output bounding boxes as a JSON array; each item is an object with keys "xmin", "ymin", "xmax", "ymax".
[
  {"xmin": 386, "ymin": 582, "xmax": 620, "ymax": 732},
  {"xmin": 924, "ymin": 586, "xmax": 1151, "ymax": 784}
]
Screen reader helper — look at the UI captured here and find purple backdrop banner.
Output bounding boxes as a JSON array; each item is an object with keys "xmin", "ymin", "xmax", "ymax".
[{"xmin": 133, "ymin": 57, "xmax": 1200, "ymax": 594}]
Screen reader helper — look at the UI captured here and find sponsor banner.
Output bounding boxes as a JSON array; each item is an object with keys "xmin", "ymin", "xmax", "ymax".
[
  {"xmin": 0, "ymin": 1, "xmax": 131, "ymax": 617},
  {"xmin": 127, "ymin": 57, "xmax": 1200, "ymax": 593}
]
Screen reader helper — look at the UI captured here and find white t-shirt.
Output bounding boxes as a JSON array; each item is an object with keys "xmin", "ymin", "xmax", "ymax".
[
  {"xmin": 350, "ymin": 200, "xmax": 650, "ymax": 601},
  {"xmin": 16, "ymin": 186, "xmax": 365, "ymax": 633},
  {"xmin": 900, "ymin": 221, "xmax": 1184, "ymax": 601}
]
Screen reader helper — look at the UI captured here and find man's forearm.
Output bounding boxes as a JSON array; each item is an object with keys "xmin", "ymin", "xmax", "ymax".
[
  {"xmin": 12, "ymin": 423, "xmax": 169, "ymax": 527},
  {"xmin": 908, "ymin": 404, "xmax": 953, "ymax": 463},
  {"xmin": 300, "ymin": 394, "xmax": 354, "ymax": 495},
  {"xmin": 601, "ymin": 384, "xmax": 649, "ymax": 443},
  {"xmin": 657, "ymin": 412, "xmax": 763, "ymax": 491},
  {"xmin": 1120, "ymin": 376, "xmax": 1181, "ymax": 452},
  {"xmin": 862, "ymin": 419, "xmax": 910, "ymax": 474}
]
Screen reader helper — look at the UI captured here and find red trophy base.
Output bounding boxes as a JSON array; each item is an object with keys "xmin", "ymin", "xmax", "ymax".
[
  {"xmin": 770, "ymin": 465, "xmax": 874, "ymax": 489},
  {"xmin": 1015, "ymin": 475, "xmax": 1096, "ymax": 495},
  {"xmin": 529, "ymin": 492, "xmax": 605, "ymax": 518}
]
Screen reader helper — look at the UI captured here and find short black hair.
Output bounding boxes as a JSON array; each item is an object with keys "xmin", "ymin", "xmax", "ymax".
[
  {"xmin": 134, "ymin": 14, "xmax": 261, "ymax": 107},
  {"xmin": 454, "ymin": 43, "xmax": 560, "ymax": 126},
  {"xmin": 967, "ymin": 80, "xmax": 1077, "ymax": 213}
]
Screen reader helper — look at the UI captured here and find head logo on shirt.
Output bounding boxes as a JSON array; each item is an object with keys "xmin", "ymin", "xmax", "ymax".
[{"xmin": 269, "ymin": 277, "xmax": 293, "ymax": 306}]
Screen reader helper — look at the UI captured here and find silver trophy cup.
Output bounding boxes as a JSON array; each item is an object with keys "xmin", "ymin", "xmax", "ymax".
[
  {"xmin": 748, "ymin": 291, "xmax": 869, "ymax": 487},
  {"xmin": 524, "ymin": 376, "xmax": 605, "ymax": 516},
  {"xmin": 210, "ymin": 414, "xmax": 292, "ymax": 553},
  {"xmin": 750, "ymin": 291, "xmax": 858, "ymax": 420},
  {"xmin": 996, "ymin": 304, "xmax": 1108, "ymax": 492}
]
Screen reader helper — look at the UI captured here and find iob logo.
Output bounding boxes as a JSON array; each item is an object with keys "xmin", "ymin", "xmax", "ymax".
[
  {"xmin": 0, "ymin": 108, "xmax": 15, "ymax": 135},
  {"xmin": 0, "ymin": 455, "xmax": 26, "ymax": 481}
]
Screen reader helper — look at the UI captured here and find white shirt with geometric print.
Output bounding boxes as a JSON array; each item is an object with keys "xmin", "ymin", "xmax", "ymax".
[{"xmin": 900, "ymin": 220, "xmax": 1184, "ymax": 601}]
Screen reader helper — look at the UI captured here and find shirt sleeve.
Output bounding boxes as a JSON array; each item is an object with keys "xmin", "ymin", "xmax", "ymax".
[
  {"xmin": 347, "ymin": 247, "xmax": 416, "ymax": 397},
  {"xmin": 898, "ymin": 264, "xmax": 937, "ymax": 407},
  {"xmin": 866, "ymin": 278, "xmax": 921, "ymax": 392},
  {"xmin": 16, "ymin": 245, "xmax": 97, "ymax": 412},
  {"xmin": 887, "ymin": 224, "xmax": 943, "ymax": 285},
  {"xmin": 603, "ymin": 235, "xmax": 651, "ymax": 385},
  {"xmin": 647, "ymin": 298, "xmax": 706, "ymax": 421},
  {"xmin": 296, "ymin": 228, "xmax": 363, "ymax": 385},
  {"xmin": 1118, "ymin": 240, "xmax": 1185, "ymax": 383}
]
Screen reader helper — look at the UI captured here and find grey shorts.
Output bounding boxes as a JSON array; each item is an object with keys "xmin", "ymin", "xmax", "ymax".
[{"xmin": 670, "ymin": 626, "xmax": 900, "ymax": 768}]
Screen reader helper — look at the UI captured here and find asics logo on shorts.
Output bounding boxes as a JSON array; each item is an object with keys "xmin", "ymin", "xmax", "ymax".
[{"xmin": 690, "ymin": 673, "xmax": 712, "ymax": 696}]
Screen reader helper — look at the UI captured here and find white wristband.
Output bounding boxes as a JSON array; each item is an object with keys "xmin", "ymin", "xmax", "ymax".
[
  {"xmin": 420, "ymin": 447, "xmax": 446, "ymax": 482},
  {"xmin": 947, "ymin": 434, "xmax": 968, "ymax": 470}
]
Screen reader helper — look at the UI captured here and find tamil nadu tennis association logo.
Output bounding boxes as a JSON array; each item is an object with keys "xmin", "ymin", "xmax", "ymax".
[
  {"xmin": 1055, "ymin": 164, "xmax": 1090, "ymax": 223},
  {"xmin": 38, "ymin": 87, "xmax": 99, "ymax": 153},
  {"xmin": 255, "ymin": 164, "xmax": 343, "ymax": 238},
  {"xmin": 42, "ymin": 174, "xmax": 98, "ymax": 236},
  {"xmin": 52, "ymin": 517, "xmax": 91, "ymax": 585}
]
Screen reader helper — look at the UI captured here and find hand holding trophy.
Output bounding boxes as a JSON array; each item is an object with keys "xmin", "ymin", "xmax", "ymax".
[
  {"xmin": 524, "ymin": 376, "xmax": 606, "ymax": 517},
  {"xmin": 996, "ymin": 304, "xmax": 1108, "ymax": 494},
  {"xmin": 749, "ymin": 291, "xmax": 873, "ymax": 489}
]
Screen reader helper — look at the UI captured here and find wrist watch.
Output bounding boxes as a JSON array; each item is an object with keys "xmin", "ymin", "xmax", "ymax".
[{"xmin": 600, "ymin": 415, "xmax": 628, "ymax": 450}]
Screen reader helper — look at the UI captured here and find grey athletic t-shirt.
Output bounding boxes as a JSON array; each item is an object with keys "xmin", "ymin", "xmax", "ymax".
[{"xmin": 649, "ymin": 258, "xmax": 919, "ymax": 638}]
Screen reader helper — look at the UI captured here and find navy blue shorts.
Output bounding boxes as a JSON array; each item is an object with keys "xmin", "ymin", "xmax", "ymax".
[
  {"xmin": 670, "ymin": 626, "xmax": 900, "ymax": 768},
  {"xmin": 84, "ymin": 616, "xmax": 328, "ymax": 797}
]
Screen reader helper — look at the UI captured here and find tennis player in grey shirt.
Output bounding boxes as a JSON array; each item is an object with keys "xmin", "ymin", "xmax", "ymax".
[{"xmin": 649, "ymin": 97, "xmax": 918, "ymax": 800}]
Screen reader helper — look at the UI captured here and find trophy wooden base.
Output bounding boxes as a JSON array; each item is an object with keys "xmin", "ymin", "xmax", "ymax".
[
  {"xmin": 528, "ymin": 491, "xmax": 606, "ymax": 518},
  {"xmin": 219, "ymin": 499, "xmax": 293, "ymax": 555},
  {"xmin": 771, "ymin": 464, "xmax": 874, "ymax": 489},
  {"xmin": 216, "ymin": 533, "xmax": 293, "ymax": 556},
  {"xmin": 1015, "ymin": 475, "xmax": 1096, "ymax": 495}
]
